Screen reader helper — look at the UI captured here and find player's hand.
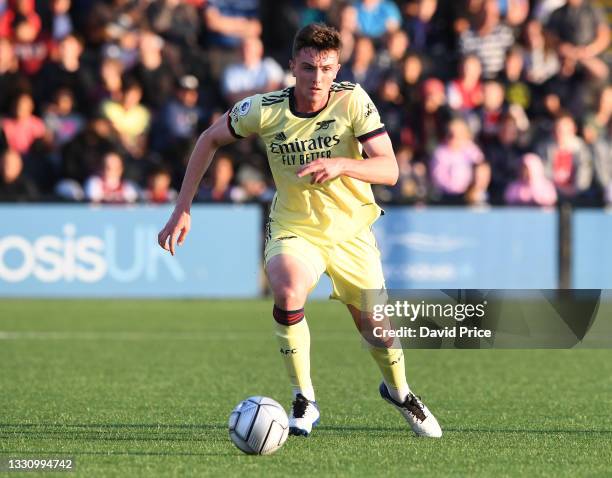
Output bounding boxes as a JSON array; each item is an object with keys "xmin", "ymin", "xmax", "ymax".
[
  {"xmin": 297, "ymin": 158, "xmax": 345, "ymax": 184},
  {"xmin": 157, "ymin": 207, "xmax": 191, "ymax": 256}
]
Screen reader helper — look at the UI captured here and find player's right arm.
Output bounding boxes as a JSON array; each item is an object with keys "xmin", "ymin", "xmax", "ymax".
[{"xmin": 157, "ymin": 112, "xmax": 237, "ymax": 255}]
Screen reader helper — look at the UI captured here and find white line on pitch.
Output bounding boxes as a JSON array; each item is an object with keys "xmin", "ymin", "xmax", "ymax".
[{"xmin": 0, "ymin": 331, "xmax": 354, "ymax": 341}]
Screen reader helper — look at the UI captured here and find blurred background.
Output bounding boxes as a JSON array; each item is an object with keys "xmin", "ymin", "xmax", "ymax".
[{"xmin": 0, "ymin": 0, "xmax": 611, "ymax": 297}]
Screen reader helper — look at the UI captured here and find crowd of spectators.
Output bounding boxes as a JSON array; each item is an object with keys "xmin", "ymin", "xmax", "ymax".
[{"xmin": 0, "ymin": 0, "xmax": 610, "ymax": 207}]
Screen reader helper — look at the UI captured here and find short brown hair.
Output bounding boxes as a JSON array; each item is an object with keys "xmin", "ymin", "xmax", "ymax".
[{"xmin": 292, "ymin": 23, "xmax": 341, "ymax": 58}]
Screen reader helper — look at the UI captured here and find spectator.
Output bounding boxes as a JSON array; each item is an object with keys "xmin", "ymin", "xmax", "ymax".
[
  {"xmin": 205, "ymin": 0, "xmax": 260, "ymax": 47},
  {"xmin": 233, "ymin": 163, "xmax": 274, "ymax": 202},
  {"xmin": 535, "ymin": 112, "xmax": 593, "ymax": 200},
  {"xmin": 483, "ymin": 113, "xmax": 525, "ymax": 203},
  {"xmin": 60, "ymin": 117, "xmax": 121, "ymax": 185},
  {"xmin": 0, "ymin": 148, "xmax": 38, "ymax": 201},
  {"xmin": 475, "ymin": 80, "xmax": 507, "ymax": 144},
  {"xmin": 532, "ymin": 0, "xmax": 566, "ymax": 24},
  {"xmin": 84, "ymin": 150, "xmax": 138, "ymax": 203},
  {"xmin": 354, "ymin": 0, "xmax": 401, "ymax": 39},
  {"xmin": 35, "ymin": 34, "xmax": 89, "ymax": 113},
  {"xmin": 404, "ymin": 0, "xmax": 438, "ymax": 53},
  {"xmin": 82, "ymin": 0, "xmax": 147, "ymax": 48},
  {"xmin": 102, "ymin": 19, "xmax": 140, "ymax": 71},
  {"xmin": 375, "ymin": 72, "xmax": 404, "ymax": 145},
  {"xmin": 259, "ymin": 1, "xmax": 301, "ymax": 64},
  {"xmin": 0, "ymin": 0, "xmax": 41, "ymax": 39},
  {"xmin": 337, "ymin": 35, "xmax": 381, "ymax": 93},
  {"xmin": 204, "ymin": 0, "xmax": 261, "ymax": 80},
  {"xmin": 43, "ymin": 87, "xmax": 85, "ymax": 149},
  {"xmin": 501, "ymin": 0, "xmax": 529, "ymax": 27},
  {"xmin": 592, "ymin": 123, "xmax": 612, "ymax": 205},
  {"xmin": 499, "ymin": 47, "xmax": 531, "ymax": 111},
  {"xmin": 0, "ymin": 37, "xmax": 25, "ymax": 115},
  {"xmin": 453, "ymin": 0, "xmax": 484, "ymax": 35},
  {"xmin": 299, "ymin": 0, "xmax": 333, "ymax": 27},
  {"xmin": 447, "ymin": 54, "xmax": 483, "ymax": 113},
  {"xmin": 0, "ymin": 0, "xmax": 606, "ymax": 208},
  {"xmin": 1, "ymin": 91, "xmax": 47, "ymax": 154},
  {"xmin": 92, "ymin": 57, "xmax": 124, "ymax": 105},
  {"xmin": 79, "ymin": 0, "xmax": 111, "ymax": 47},
  {"xmin": 504, "ymin": 153, "xmax": 558, "ymax": 206},
  {"xmin": 221, "ymin": 35, "xmax": 284, "ymax": 106},
  {"xmin": 142, "ymin": 165, "xmax": 177, "ymax": 203},
  {"xmin": 545, "ymin": 0, "xmax": 610, "ymax": 81},
  {"xmin": 101, "ymin": 78, "xmax": 151, "ymax": 158},
  {"xmin": 404, "ymin": 0, "xmax": 452, "ymax": 65},
  {"xmin": 376, "ymin": 28, "xmax": 409, "ymax": 73},
  {"xmin": 133, "ymin": 30, "xmax": 176, "ymax": 111},
  {"xmin": 430, "ymin": 117, "xmax": 490, "ymax": 204},
  {"xmin": 538, "ymin": 54, "xmax": 589, "ymax": 122},
  {"xmin": 522, "ymin": 19, "xmax": 560, "ymax": 87},
  {"xmin": 12, "ymin": 16, "xmax": 50, "ymax": 76},
  {"xmin": 50, "ymin": 0, "xmax": 73, "ymax": 41},
  {"xmin": 583, "ymin": 86, "xmax": 612, "ymax": 146},
  {"xmin": 375, "ymin": 144, "xmax": 428, "ymax": 203},
  {"xmin": 399, "ymin": 52, "xmax": 424, "ymax": 113},
  {"xmin": 152, "ymin": 75, "xmax": 207, "ymax": 163},
  {"xmin": 459, "ymin": 0, "xmax": 515, "ymax": 79},
  {"xmin": 410, "ymin": 77, "xmax": 451, "ymax": 159},
  {"xmin": 334, "ymin": 2, "xmax": 358, "ymax": 64},
  {"xmin": 197, "ymin": 153, "xmax": 237, "ymax": 201},
  {"xmin": 146, "ymin": 0, "xmax": 201, "ymax": 48}
]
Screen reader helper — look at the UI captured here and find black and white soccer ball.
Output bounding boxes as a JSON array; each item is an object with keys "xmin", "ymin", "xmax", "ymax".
[{"xmin": 228, "ymin": 396, "xmax": 289, "ymax": 455}]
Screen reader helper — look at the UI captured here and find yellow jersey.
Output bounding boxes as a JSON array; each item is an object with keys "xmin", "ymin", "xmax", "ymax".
[{"xmin": 228, "ymin": 82, "xmax": 386, "ymax": 245}]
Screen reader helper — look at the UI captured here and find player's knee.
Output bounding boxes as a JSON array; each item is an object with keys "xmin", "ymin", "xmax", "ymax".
[{"xmin": 273, "ymin": 284, "xmax": 307, "ymax": 311}]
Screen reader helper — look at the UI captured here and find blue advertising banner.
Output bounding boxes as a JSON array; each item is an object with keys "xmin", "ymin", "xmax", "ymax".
[
  {"xmin": 0, "ymin": 205, "xmax": 262, "ymax": 298},
  {"xmin": 311, "ymin": 207, "xmax": 559, "ymax": 297},
  {"xmin": 572, "ymin": 210, "xmax": 612, "ymax": 288},
  {"xmin": 375, "ymin": 207, "xmax": 558, "ymax": 289}
]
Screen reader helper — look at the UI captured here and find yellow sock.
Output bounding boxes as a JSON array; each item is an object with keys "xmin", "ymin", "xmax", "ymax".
[
  {"xmin": 273, "ymin": 306, "xmax": 315, "ymax": 401},
  {"xmin": 368, "ymin": 346, "xmax": 410, "ymax": 402}
]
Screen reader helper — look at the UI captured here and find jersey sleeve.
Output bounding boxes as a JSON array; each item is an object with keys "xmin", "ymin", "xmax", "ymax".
[
  {"xmin": 349, "ymin": 84, "xmax": 386, "ymax": 143},
  {"xmin": 227, "ymin": 95, "xmax": 261, "ymax": 138}
]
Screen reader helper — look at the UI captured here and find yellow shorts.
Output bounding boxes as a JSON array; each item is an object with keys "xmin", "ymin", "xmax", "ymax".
[{"xmin": 264, "ymin": 220, "xmax": 386, "ymax": 310}]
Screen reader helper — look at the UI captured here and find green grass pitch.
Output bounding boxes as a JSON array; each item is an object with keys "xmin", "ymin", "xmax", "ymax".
[{"xmin": 0, "ymin": 299, "xmax": 611, "ymax": 477}]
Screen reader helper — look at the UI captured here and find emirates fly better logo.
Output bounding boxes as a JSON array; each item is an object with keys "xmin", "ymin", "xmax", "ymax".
[{"xmin": 271, "ymin": 133, "xmax": 341, "ymax": 166}]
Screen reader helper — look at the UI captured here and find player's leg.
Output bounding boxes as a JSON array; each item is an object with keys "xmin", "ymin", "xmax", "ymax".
[
  {"xmin": 264, "ymin": 226, "xmax": 326, "ymax": 436},
  {"xmin": 328, "ymin": 227, "xmax": 442, "ymax": 437},
  {"xmin": 266, "ymin": 253, "xmax": 316, "ymax": 402},
  {"xmin": 346, "ymin": 304, "xmax": 410, "ymax": 403},
  {"xmin": 345, "ymin": 304, "xmax": 440, "ymax": 437}
]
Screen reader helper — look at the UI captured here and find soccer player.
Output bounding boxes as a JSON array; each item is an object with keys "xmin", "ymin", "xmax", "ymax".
[{"xmin": 157, "ymin": 23, "xmax": 442, "ymax": 438}]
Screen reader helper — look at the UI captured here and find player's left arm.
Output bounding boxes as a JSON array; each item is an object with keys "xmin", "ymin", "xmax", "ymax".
[{"xmin": 297, "ymin": 133, "xmax": 399, "ymax": 186}]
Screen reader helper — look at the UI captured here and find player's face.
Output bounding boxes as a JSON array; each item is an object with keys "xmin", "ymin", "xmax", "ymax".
[{"xmin": 291, "ymin": 48, "xmax": 340, "ymax": 106}]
